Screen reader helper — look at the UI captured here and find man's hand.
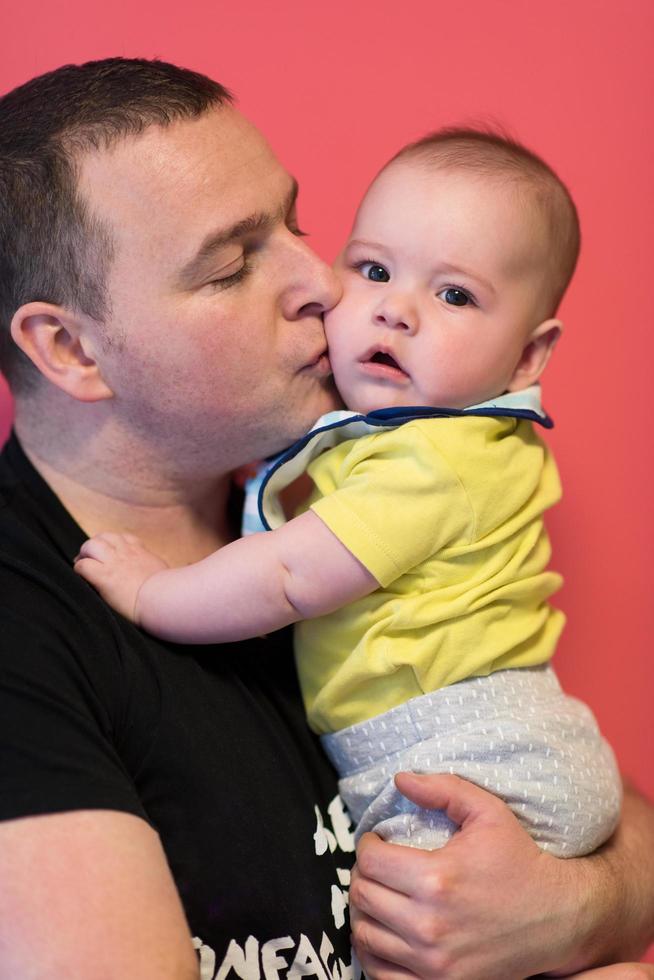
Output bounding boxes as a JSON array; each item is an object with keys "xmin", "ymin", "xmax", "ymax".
[
  {"xmin": 350, "ymin": 773, "xmax": 653, "ymax": 980},
  {"xmin": 75, "ymin": 532, "xmax": 169, "ymax": 622}
]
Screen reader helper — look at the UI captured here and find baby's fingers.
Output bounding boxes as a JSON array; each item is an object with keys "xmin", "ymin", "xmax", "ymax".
[
  {"xmin": 76, "ymin": 536, "xmax": 121, "ymax": 564},
  {"xmin": 74, "ymin": 555, "xmax": 109, "ymax": 584}
]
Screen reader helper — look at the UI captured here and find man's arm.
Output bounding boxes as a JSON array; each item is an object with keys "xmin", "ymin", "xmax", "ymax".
[
  {"xmin": 350, "ymin": 774, "xmax": 654, "ymax": 979},
  {"xmin": 0, "ymin": 810, "xmax": 200, "ymax": 980}
]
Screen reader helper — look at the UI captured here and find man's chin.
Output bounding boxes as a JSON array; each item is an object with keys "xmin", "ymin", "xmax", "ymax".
[
  {"xmin": 303, "ymin": 377, "xmax": 343, "ymax": 423},
  {"xmin": 249, "ymin": 378, "xmax": 343, "ymax": 461},
  {"xmin": 317, "ymin": 375, "xmax": 343, "ymax": 410},
  {"xmin": 268, "ymin": 388, "xmax": 339, "ymax": 454}
]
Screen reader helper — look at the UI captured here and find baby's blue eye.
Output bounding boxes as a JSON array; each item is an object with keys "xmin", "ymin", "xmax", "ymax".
[
  {"xmin": 443, "ymin": 288, "xmax": 470, "ymax": 306},
  {"xmin": 361, "ymin": 263, "xmax": 390, "ymax": 283}
]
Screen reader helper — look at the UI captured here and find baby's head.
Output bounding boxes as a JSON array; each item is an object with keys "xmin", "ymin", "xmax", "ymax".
[{"xmin": 325, "ymin": 128, "xmax": 580, "ymax": 413}]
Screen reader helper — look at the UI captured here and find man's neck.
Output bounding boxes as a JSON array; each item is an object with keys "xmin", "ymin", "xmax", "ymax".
[{"xmin": 20, "ymin": 440, "xmax": 235, "ymax": 568}]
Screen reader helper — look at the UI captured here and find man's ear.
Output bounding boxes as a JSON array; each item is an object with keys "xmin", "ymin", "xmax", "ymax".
[
  {"xmin": 10, "ymin": 302, "xmax": 114, "ymax": 402},
  {"xmin": 506, "ymin": 318, "xmax": 562, "ymax": 392}
]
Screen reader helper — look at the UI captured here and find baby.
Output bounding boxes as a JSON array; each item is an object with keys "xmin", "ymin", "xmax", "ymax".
[{"xmin": 75, "ymin": 128, "xmax": 621, "ymax": 855}]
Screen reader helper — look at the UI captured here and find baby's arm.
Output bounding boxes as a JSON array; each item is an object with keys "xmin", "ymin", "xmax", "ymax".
[{"xmin": 74, "ymin": 511, "xmax": 378, "ymax": 643}]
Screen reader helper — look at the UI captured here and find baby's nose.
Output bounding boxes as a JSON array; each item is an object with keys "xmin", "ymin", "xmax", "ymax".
[{"xmin": 374, "ymin": 305, "xmax": 418, "ymax": 334}]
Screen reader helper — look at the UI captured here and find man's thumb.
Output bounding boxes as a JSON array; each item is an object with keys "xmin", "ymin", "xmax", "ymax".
[{"xmin": 394, "ymin": 771, "xmax": 499, "ymax": 829}]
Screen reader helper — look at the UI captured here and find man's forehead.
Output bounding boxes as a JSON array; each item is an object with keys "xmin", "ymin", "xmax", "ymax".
[
  {"xmin": 79, "ymin": 106, "xmax": 274, "ymax": 195},
  {"xmin": 76, "ymin": 106, "xmax": 292, "ymax": 257}
]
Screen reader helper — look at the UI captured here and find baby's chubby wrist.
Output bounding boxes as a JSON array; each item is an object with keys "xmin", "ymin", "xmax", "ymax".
[{"xmin": 132, "ymin": 569, "xmax": 170, "ymax": 632}]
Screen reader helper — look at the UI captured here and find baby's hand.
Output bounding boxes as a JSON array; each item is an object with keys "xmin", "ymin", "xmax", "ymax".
[{"xmin": 74, "ymin": 533, "xmax": 169, "ymax": 623}]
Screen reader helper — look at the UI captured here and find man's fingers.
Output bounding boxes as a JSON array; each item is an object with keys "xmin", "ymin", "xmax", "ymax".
[
  {"xmin": 356, "ymin": 832, "xmax": 440, "ymax": 895},
  {"xmin": 351, "ymin": 870, "xmax": 412, "ymax": 930},
  {"xmin": 394, "ymin": 771, "xmax": 507, "ymax": 830},
  {"xmin": 353, "ymin": 947, "xmax": 416, "ymax": 980},
  {"xmin": 350, "ymin": 906, "xmax": 418, "ymax": 979},
  {"xmin": 350, "ymin": 864, "xmax": 438, "ymax": 941}
]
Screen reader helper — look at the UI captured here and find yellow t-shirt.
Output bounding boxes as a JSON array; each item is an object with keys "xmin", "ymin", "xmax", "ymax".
[{"xmin": 295, "ymin": 415, "xmax": 565, "ymax": 734}]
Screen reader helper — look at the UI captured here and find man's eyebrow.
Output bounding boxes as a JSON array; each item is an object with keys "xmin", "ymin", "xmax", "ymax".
[{"xmin": 176, "ymin": 178, "xmax": 299, "ymax": 285}]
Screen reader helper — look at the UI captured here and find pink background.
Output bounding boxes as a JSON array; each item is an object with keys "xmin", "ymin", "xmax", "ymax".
[{"xmin": 2, "ymin": 0, "xmax": 653, "ymax": 960}]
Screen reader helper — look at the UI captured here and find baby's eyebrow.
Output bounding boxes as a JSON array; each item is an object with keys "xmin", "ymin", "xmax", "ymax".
[
  {"xmin": 436, "ymin": 262, "xmax": 496, "ymax": 296},
  {"xmin": 346, "ymin": 239, "xmax": 393, "ymax": 255}
]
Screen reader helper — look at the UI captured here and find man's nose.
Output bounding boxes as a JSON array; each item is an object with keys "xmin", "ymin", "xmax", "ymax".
[
  {"xmin": 283, "ymin": 235, "xmax": 343, "ymax": 320},
  {"xmin": 373, "ymin": 297, "xmax": 418, "ymax": 334}
]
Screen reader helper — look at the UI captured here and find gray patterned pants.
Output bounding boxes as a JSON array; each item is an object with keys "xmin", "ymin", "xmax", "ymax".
[{"xmin": 321, "ymin": 666, "xmax": 621, "ymax": 855}]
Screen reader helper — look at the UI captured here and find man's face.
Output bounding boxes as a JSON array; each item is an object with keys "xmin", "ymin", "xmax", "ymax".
[{"xmin": 78, "ymin": 107, "xmax": 340, "ymax": 474}]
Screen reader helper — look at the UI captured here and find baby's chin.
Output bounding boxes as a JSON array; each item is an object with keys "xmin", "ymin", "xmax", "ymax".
[
  {"xmin": 332, "ymin": 371, "xmax": 496, "ymax": 415},
  {"xmin": 337, "ymin": 389, "xmax": 500, "ymax": 415},
  {"xmin": 338, "ymin": 392, "xmax": 429, "ymax": 415}
]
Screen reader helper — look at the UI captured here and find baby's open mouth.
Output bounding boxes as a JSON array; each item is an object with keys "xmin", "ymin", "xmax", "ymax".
[
  {"xmin": 360, "ymin": 348, "xmax": 410, "ymax": 382},
  {"xmin": 369, "ymin": 351, "xmax": 401, "ymax": 369}
]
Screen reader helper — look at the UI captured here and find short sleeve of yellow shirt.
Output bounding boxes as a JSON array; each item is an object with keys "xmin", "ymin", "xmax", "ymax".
[{"xmin": 308, "ymin": 421, "xmax": 474, "ymax": 587}]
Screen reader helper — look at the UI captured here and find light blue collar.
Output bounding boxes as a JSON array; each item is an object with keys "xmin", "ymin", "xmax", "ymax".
[{"xmin": 468, "ymin": 385, "xmax": 546, "ymax": 417}]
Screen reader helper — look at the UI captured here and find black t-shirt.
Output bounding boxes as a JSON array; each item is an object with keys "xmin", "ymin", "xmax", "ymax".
[{"xmin": 0, "ymin": 433, "xmax": 356, "ymax": 977}]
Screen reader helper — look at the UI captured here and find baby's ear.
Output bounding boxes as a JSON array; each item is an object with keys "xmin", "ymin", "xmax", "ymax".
[{"xmin": 507, "ymin": 319, "xmax": 562, "ymax": 392}]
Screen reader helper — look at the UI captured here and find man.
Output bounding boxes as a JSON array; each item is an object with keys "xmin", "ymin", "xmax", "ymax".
[{"xmin": 0, "ymin": 58, "xmax": 652, "ymax": 979}]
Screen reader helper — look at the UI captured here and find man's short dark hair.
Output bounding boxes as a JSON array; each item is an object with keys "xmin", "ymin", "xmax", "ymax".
[{"xmin": 0, "ymin": 58, "xmax": 232, "ymax": 391}]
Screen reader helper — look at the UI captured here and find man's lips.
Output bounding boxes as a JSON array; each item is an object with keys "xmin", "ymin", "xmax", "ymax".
[{"xmin": 301, "ymin": 349, "xmax": 332, "ymax": 376}]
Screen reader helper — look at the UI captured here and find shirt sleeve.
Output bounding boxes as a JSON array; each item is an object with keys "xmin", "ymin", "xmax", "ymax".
[
  {"xmin": 308, "ymin": 422, "xmax": 474, "ymax": 587},
  {"xmin": 0, "ymin": 559, "xmax": 150, "ymax": 823}
]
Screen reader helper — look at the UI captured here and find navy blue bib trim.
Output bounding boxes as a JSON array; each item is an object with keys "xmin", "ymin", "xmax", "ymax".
[{"xmin": 255, "ymin": 404, "xmax": 553, "ymax": 532}]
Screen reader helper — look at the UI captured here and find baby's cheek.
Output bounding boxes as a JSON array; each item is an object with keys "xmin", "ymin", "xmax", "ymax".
[
  {"xmin": 323, "ymin": 311, "xmax": 349, "ymax": 361},
  {"xmin": 324, "ymin": 337, "xmax": 355, "ymax": 405}
]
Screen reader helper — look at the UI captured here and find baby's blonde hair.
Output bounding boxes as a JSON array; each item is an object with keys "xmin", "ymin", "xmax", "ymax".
[{"xmin": 388, "ymin": 127, "xmax": 580, "ymax": 316}]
